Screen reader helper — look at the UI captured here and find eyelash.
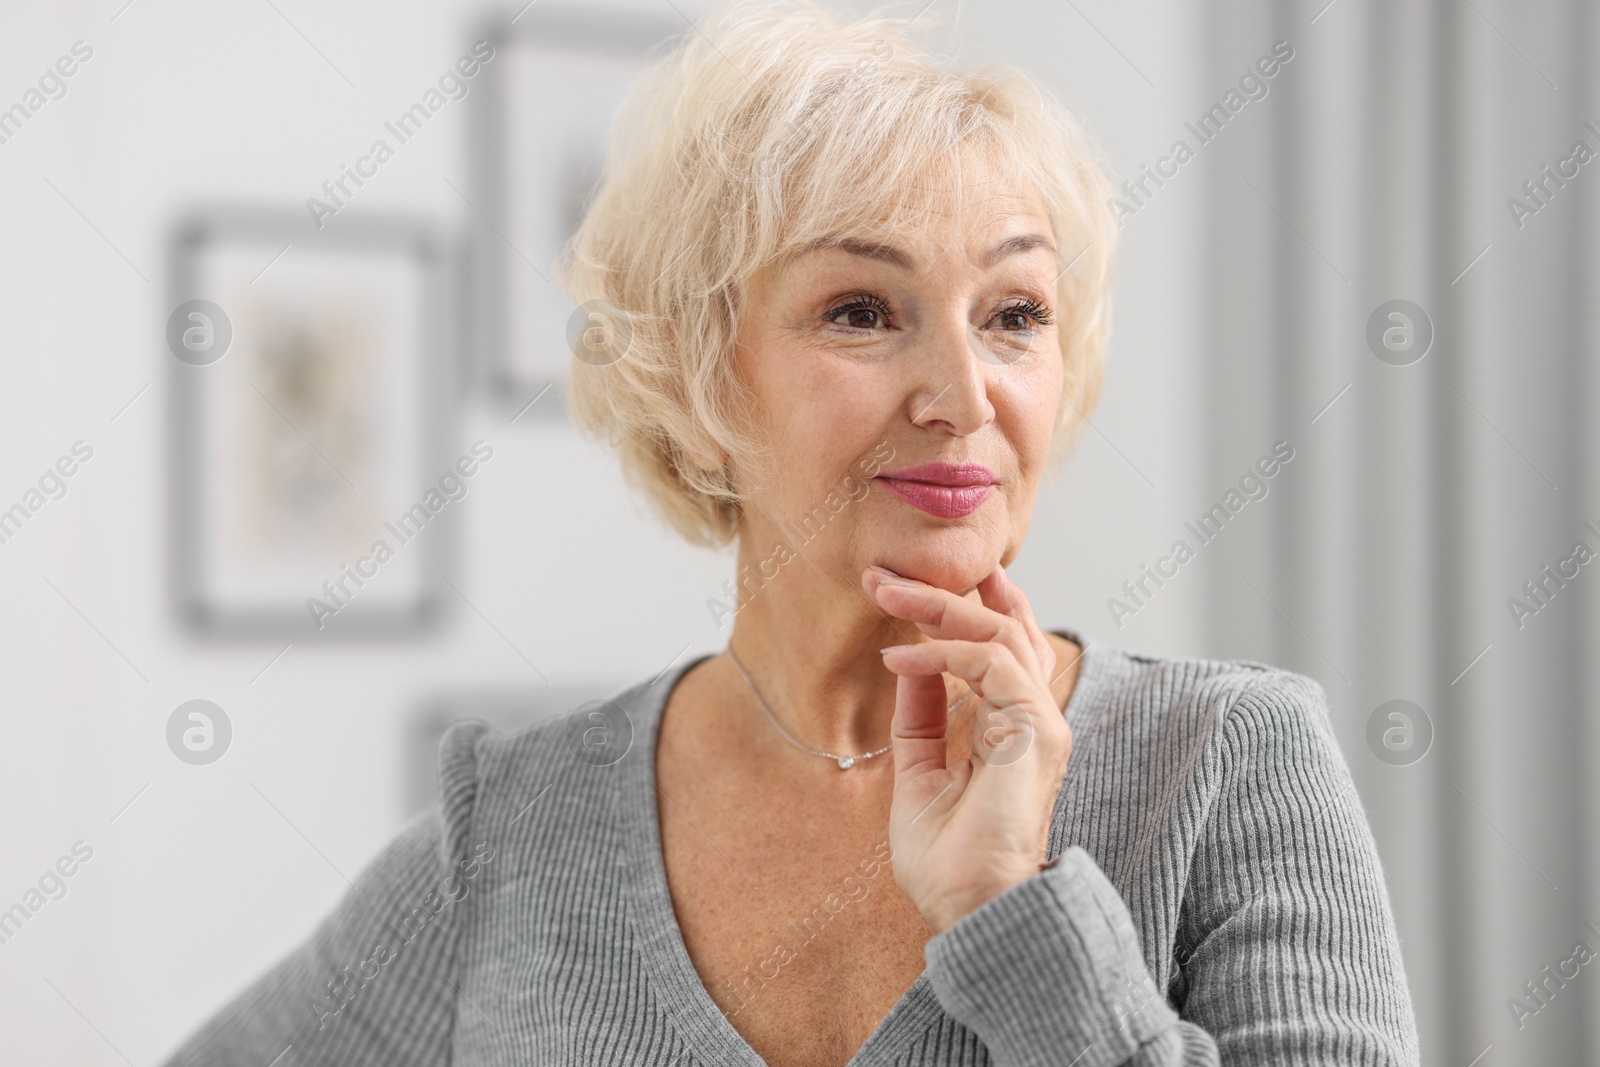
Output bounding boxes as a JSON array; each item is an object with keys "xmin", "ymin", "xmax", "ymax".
[
  {"xmin": 825, "ymin": 294, "xmax": 893, "ymax": 330},
  {"xmin": 823, "ymin": 294, "xmax": 1056, "ymax": 331},
  {"xmin": 996, "ymin": 298, "xmax": 1055, "ymax": 329}
]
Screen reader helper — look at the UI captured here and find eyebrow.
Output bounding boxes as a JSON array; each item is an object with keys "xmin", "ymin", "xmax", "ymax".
[
  {"xmin": 794, "ymin": 233, "xmax": 1058, "ymax": 271},
  {"xmin": 795, "ymin": 237, "xmax": 914, "ymax": 269},
  {"xmin": 980, "ymin": 233, "xmax": 1058, "ymax": 268}
]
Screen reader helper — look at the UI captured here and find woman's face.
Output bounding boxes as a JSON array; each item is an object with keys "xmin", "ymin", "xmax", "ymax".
[{"xmin": 730, "ymin": 155, "xmax": 1066, "ymax": 595}]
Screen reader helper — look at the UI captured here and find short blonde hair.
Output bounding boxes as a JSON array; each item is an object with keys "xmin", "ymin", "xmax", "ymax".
[{"xmin": 564, "ymin": 0, "xmax": 1117, "ymax": 546}]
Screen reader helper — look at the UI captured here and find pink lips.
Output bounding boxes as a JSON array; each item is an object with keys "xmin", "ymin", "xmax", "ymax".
[{"xmin": 873, "ymin": 462, "xmax": 997, "ymax": 518}]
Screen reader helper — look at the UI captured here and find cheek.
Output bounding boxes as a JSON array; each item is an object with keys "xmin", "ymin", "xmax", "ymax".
[
  {"xmin": 991, "ymin": 366, "xmax": 1061, "ymax": 463},
  {"xmin": 734, "ymin": 321, "xmax": 898, "ymax": 519},
  {"xmin": 755, "ymin": 368, "xmax": 895, "ymax": 506},
  {"xmin": 769, "ymin": 350, "xmax": 896, "ymax": 441}
]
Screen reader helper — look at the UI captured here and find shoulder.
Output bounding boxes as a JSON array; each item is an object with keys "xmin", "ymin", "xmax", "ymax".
[
  {"xmin": 1066, "ymin": 632, "xmax": 1336, "ymax": 768},
  {"xmin": 1061, "ymin": 636, "xmax": 1364, "ymax": 892},
  {"xmin": 431, "ymin": 674, "xmax": 663, "ymax": 846}
]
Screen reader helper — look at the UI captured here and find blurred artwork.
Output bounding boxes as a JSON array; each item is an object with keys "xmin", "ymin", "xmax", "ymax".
[
  {"xmin": 168, "ymin": 207, "xmax": 452, "ymax": 638},
  {"xmin": 465, "ymin": 6, "xmax": 682, "ymax": 408},
  {"xmin": 240, "ymin": 294, "xmax": 377, "ymax": 560}
]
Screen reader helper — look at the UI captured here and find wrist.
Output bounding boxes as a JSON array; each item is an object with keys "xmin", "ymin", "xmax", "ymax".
[{"xmin": 924, "ymin": 857, "xmax": 1053, "ymax": 934}]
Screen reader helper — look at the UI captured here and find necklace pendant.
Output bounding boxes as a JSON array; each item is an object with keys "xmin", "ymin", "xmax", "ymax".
[{"xmin": 836, "ymin": 756, "xmax": 855, "ymax": 769}]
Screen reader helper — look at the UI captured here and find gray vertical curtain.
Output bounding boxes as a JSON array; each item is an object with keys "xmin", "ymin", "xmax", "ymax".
[{"xmin": 1198, "ymin": 0, "xmax": 1598, "ymax": 1063}]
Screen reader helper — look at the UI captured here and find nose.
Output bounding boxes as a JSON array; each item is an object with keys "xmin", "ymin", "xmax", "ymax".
[{"xmin": 906, "ymin": 313, "xmax": 995, "ymax": 436}]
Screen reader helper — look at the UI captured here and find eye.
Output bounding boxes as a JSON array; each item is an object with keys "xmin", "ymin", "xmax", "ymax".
[
  {"xmin": 987, "ymin": 298, "xmax": 1055, "ymax": 332},
  {"xmin": 824, "ymin": 294, "xmax": 893, "ymax": 331}
]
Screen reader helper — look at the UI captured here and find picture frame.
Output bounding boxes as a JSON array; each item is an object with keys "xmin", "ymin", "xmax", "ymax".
[
  {"xmin": 166, "ymin": 205, "xmax": 456, "ymax": 639},
  {"xmin": 464, "ymin": 5, "xmax": 683, "ymax": 414}
]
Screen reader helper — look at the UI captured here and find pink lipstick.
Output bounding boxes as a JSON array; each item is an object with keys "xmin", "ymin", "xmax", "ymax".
[{"xmin": 873, "ymin": 462, "xmax": 997, "ymax": 519}]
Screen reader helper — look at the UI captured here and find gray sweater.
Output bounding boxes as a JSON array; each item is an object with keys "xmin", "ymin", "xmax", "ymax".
[{"xmin": 163, "ymin": 628, "xmax": 1422, "ymax": 1066}]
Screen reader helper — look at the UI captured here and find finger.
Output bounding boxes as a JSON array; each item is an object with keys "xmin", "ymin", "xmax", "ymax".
[
  {"xmin": 975, "ymin": 567, "xmax": 1054, "ymax": 679},
  {"xmin": 888, "ymin": 670, "xmax": 952, "ymax": 779},
  {"xmin": 868, "ymin": 572, "xmax": 1039, "ymax": 674},
  {"xmin": 892, "ymin": 744, "xmax": 972, "ymax": 853},
  {"xmin": 880, "ymin": 639, "xmax": 1036, "ymax": 714},
  {"xmin": 885, "ymin": 641, "xmax": 1055, "ymax": 803}
]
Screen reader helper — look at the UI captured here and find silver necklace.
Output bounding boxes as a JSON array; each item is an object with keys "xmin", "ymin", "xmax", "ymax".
[{"xmin": 725, "ymin": 645, "xmax": 975, "ymax": 769}]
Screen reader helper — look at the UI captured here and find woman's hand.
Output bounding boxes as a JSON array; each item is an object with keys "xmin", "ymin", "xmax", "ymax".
[{"xmin": 862, "ymin": 563, "xmax": 1073, "ymax": 935}]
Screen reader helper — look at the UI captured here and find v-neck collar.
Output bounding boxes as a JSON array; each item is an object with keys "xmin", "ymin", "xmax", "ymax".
[{"xmin": 615, "ymin": 626, "xmax": 1108, "ymax": 1066}]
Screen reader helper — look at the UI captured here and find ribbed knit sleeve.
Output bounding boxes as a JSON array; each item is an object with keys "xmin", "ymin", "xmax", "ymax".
[
  {"xmin": 160, "ymin": 720, "xmax": 490, "ymax": 1067},
  {"xmin": 923, "ymin": 670, "xmax": 1421, "ymax": 1066}
]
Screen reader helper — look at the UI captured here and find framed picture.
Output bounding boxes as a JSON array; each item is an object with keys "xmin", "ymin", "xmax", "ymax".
[
  {"xmin": 167, "ymin": 206, "xmax": 455, "ymax": 639},
  {"xmin": 464, "ymin": 5, "xmax": 682, "ymax": 413}
]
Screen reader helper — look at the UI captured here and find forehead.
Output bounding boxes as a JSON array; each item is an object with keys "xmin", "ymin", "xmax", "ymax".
[{"xmin": 784, "ymin": 165, "xmax": 1057, "ymax": 271}]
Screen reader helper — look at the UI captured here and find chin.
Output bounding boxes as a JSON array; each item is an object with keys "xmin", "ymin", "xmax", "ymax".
[{"xmin": 870, "ymin": 529, "xmax": 1008, "ymax": 593}]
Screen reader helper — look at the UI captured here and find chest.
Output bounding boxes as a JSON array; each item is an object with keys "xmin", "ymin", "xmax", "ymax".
[{"xmin": 658, "ymin": 779, "xmax": 933, "ymax": 1067}]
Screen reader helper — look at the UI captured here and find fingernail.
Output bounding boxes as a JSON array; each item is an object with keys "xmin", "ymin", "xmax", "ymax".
[
  {"xmin": 869, "ymin": 565, "xmax": 902, "ymax": 578},
  {"xmin": 880, "ymin": 644, "xmax": 913, "ymax": 655}
]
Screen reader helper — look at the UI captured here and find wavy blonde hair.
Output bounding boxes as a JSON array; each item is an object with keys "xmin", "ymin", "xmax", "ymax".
[{"xmin": 563, "ymin": 0, "xmax": 1117, "ymax": 546}]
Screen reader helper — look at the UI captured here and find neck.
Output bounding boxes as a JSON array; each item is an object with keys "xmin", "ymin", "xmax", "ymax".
[{"xmin": 721, "ymin": 530, "xmax": 977, "ymax": 757}]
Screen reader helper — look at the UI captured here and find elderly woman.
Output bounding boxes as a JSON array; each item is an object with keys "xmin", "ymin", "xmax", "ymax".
[{"xmin": 166, "ymin": 4, "xmax": 1419, "ymax": 1066}]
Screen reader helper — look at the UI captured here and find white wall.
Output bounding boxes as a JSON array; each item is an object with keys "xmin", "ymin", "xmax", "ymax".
[{"xmin": 0, "ymin": 1, "xmax": 1206, "ymax": 1061}]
